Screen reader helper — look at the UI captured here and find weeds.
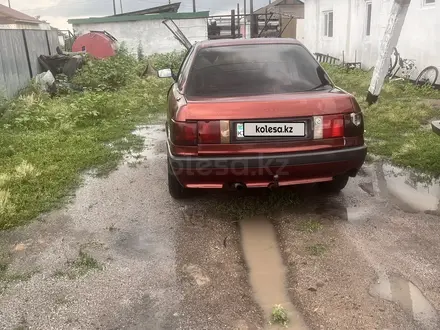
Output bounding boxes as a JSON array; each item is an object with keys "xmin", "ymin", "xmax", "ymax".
[
  {"xmin": 298, "ymin": 219, "xmax": 323, "ymax": 233},
  {"xmin": 307, "ymin": 243, "xmax": 327, "ymax": 256},
  {"xmin": 322, "ymin": 64, "xmax": 440, "ymax": 175},
  {"xmin": 270, "ymin": 304, "xmax": 289, "ymax": 327},
  {"xmin": 56, "ymin": 249, "xmax": 103, "ymax": 279},
  {"xmin": 72, "ymin": 250, "xmax": 102, "ymax": 273},
  {"xmin": 0, "ymin": 259, "xmax": 36, "ymax": 284},
  {"xmin": 0, "ymin": 51, "xmax": 176, "ymax": 230}
]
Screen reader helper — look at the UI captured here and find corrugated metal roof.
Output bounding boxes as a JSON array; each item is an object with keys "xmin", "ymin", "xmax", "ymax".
[
  {"xmin": 110, "ymin": 3, "xmax": 181, "ymax": 17},
  {"xmin": 0, "ymin": 4, "xmax": 41, "ymax": 24},
  {"xmin": 68, "ymin": 11, "xmax": 210, "ymax": 25}
]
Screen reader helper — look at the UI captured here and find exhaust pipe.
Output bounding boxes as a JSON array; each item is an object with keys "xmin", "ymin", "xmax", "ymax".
[{"xmin": 233, "ymin": 183, "xmax": 245, "ymax": 191}]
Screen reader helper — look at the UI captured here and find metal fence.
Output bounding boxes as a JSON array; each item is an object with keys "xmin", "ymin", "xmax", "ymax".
[{"xmin": 0, "ymin": 29, "xmax": 60, "ymax": 98}]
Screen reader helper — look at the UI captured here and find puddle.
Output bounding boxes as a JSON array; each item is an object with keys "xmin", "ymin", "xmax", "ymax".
[
  {"xmin": 115, "ymin": 231, "xmax": 163, "ymax": 259},
  {"xmin": 315, "ymin": 202, "xmax": 377, "ymax": 224},
  {"xmin": 124, "ymin": 125, "xmax": 167, "ymax": 164},
  {"xmin": 377, "ymin": 163, "xmax": 440, "ymax": 213},
  {"xmin": 239, "ymin": 216, "xmax": 308, "ymax": 329},
  {"xmin": 370, "ymin": 274, "xmax": 438, "ymax": 329}
]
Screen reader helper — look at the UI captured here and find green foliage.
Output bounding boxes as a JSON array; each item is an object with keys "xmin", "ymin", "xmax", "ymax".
[
  {"xmin": 147, "ymin": 50, "xmax": 186, "ymax": 73},
  {"xmin": 322, "ymin": 63, "xmax": 440, "ymax": 175},
  {"xmin": 137, "ymin": 42, "xmax": 144, "ymax": 61},
  {"xmin": 270, "ymin": 305, "xmax": 289, "ymax": 327},
  {"xmin": 0, "ymin": 50, "xmax": 174, "ymax": 230},
  {"xmin": 72, "ymin": 51, "xmax": 138, "ymax": 91}
]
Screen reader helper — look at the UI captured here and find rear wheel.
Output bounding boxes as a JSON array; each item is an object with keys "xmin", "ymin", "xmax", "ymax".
[
  {"xmin": 319, "ymin": 175, "xmax": 349, "ymax": 194},
  {"xmin": 168, "ymin": 162, "xmax": 188, "ymax": 199},
  {"xmin": 415, "ymin": 66, "xmax": 439, "ymax": 87}
]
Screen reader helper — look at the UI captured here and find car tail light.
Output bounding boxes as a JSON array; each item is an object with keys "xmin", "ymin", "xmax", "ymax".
[
  {"xmin": 198, "ymin": 120, "xmax": 230, "ymax": 144},
  {"xmin": 344, "ymin": 112, "xmax": 364, "ymax": 136},
  {"xmin": 198, "ymin": 121, "xmax": 220, "ymax": 144},
  {"xmin": 170, "ymin": 120, "xmax": 197, "ymax": 145},
  {"xmin": 313, "ymin": 115, "xmax": 344, "ymax": 139}
]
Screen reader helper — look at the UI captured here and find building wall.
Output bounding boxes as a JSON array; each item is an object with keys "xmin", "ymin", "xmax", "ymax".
[
  {"xmin": 296, "ymin": 18, "xmax": 305, "ymax": 43},
  {"xmin": 0, "ymin": 22, "xmax": 51, "ymax": 30},
  {"xmin": 304, "ymin": 0, "xmax": 440, "ymax": 76},
  {"xmin": 73, "ymin": 18, "xmax": 208, "ymax": 56}
]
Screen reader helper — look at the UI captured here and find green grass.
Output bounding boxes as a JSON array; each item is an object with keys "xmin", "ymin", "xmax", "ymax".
[
  {"xmin": 55, "ymin": 249, "xmax": 103, "ymax": 279},
  {"xmin": 298, "ymin": 219, "xmax": 323, "ymax": 233},
  {"xmin": 72, "ymin": 250, "xmax": 102, "ymax": 274},
  {"xmin": 0, "ymin": 255, "xmax": 37, "ymax": 286},
  {"xmin": 322, "ymin": 64, "xmax": 440, "ymax": 176},
  {"xmin": 0, "ymin": 51, "xmax": 178, "ymax": 230}
]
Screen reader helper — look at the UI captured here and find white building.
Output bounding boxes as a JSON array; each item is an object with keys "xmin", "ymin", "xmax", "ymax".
[
  {"xmin": 0, "ymin": 4, "xmax": 51, "ymax": 30},
  {"xmin": 303, "ymin": 0, "xmax": 439, "ymax": 76},
  {"xmin": 68, "ymin": 12, "xmax": 209, "ymax": 56}
]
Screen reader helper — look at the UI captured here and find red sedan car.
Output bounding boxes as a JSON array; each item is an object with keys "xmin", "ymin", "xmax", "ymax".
[{"xmin": 158, "ymin": 38, "xmax": 366, "ymax": 199}]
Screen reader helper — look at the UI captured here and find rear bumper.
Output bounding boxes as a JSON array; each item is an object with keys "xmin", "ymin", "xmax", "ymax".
[{"xmin": 168, "ymin": 144, "xmax": 367, "ymax": 188}]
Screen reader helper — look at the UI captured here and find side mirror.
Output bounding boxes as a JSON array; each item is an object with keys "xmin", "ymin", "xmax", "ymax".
[{"xmin": 157, "ymin": 68, "xmax": 173, "ymax": 79}]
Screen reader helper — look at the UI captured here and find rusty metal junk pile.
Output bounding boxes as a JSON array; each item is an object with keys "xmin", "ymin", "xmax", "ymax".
[{"xmin": 35, "ymin": 46, "xmax": 86, "ymax": 94}]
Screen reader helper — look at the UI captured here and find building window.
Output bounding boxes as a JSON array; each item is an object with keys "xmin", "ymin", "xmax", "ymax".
[
  {"xmin": 423, "ymin": 0, "xmax": 435, "ymax": 5},
  {"xmin": 323, "ymin": 11, "xmax": 333, "ymax": 37},
  {"xmin": 366, "ymin": 2, "xmax": 372, "ymax": 36}
]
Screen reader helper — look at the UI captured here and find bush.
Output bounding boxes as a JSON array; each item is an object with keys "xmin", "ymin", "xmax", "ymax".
[
  {"xmin": 147, "ymin": 50, "xmax": 186, "ymax": 73},
  {"xmin": 72, "ymin": 51, "xmax": 138, "ymax": 91}
]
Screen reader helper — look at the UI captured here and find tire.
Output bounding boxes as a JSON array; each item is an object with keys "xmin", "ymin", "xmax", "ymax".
[
  {"xmin": 415, "ymin": 66, "xmax": 439, "ymax": 87},
  {"xmin": 319, "ymin": 175, "xmax": 349, "ymax": 194},
  {"xmin": 168, "ymin": 162, "xmax": 188, "ymax": 199}
]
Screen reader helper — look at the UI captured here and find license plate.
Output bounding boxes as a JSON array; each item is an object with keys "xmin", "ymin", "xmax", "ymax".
[{"xmin": 237, "ymin": 122, "xmax": 305, "ymax": 137}]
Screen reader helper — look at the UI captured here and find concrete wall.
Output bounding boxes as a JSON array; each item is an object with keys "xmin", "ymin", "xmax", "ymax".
[
  {"xmin": 73, "ymin": 18, "xmax": 208, "ymax": 56},
  {"xmin": 0, "ymin": 29, "xmax": 60, "ymax": 98},
  {"xmin": 296, "ymin": 18, "xmax": 305, "ymax": 43},
  {"xmin": 304, "ymin": 0, "xmax": 440, "ymax": 75}
]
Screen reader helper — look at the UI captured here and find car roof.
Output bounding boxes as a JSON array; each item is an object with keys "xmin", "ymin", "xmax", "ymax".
[{"xmin": 195, "ymin": 38, "xmax": 302, "ymax": 49}]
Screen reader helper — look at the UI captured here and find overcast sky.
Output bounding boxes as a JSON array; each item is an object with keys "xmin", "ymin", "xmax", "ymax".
[{"xmin": 4, "ymin": 0, "xmax": 270, "ymax": 30}]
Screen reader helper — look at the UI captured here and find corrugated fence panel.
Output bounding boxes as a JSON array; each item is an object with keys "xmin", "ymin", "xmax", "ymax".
[
  {"xmin": 24, "ymin": 30, "xmax": 50, "ymax": 78},
  {"xmin": 0, "ymin": 31, "xmax": 8, "ymax": 97},
  {"xmin": 47, "ymin": 30, "xmax": 60, "ymax": 54},
  {"xmin": 8, "ymin": 30, "xmax": 29, "ymax": 95},
  {"xmin": 0, "ymin": 30, "xmax": 22, "ymax": 97},
  {"xmin": 0, "ymin": 29, "xmax": 59, "ymax": 98}
]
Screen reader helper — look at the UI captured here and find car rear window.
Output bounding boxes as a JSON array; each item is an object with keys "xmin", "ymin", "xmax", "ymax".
[{"xmin": 185, "ymin": 43, "xmax": 332, "ymax": 98}]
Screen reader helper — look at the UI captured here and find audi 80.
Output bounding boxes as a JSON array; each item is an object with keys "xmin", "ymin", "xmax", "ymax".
[{"xmin": 158, "ymin": 38, "xmax": 367, "ymax": 199}]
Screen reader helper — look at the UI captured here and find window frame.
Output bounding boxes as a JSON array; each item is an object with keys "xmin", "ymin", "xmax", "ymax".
[
  {"xmin": 177, "ymin": 46, "xmax": 195, "ymax": 91},
  {"xmin": 365, "ymin": 1, "xmax": 372, "ymax": 37},
  {"xmin": 183, "ymin": 43, "xmax": 333, "ymax": 98},
  {"xmin": 423, "ymin": 0, "xmax": 435, "ymax": 7},
  {"xmin": 323, "ymin": 11, "xmax": 334, "ymax": 38}
]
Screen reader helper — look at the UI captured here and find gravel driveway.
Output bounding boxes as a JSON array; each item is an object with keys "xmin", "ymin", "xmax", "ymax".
[{"xmin": 1, "ymin": 125, "xmax": 439, "ymax": 330}]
